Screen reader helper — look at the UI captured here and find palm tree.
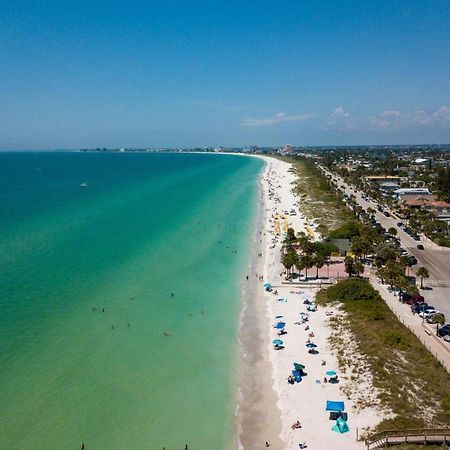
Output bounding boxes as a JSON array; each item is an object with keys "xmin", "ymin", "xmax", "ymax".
[
  {"xmin": 344, "ymin": 256, "xmax": 355, "ymax": 277},
  {"xmin": 313, "ymin": 252, "xmax": 326, "ymax": 279},
  {"xmin": 416, "ymin": 267, "xmax": 430, "ymax": 289},
  {"xmin": 299, "ymin": 254, "xmax": 314, "ymax": 280}
]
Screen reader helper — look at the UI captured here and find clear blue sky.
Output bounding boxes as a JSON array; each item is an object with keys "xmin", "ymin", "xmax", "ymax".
[{"xmin": 1, "ymin": 0, "xmax": 449, "ymax": 148}]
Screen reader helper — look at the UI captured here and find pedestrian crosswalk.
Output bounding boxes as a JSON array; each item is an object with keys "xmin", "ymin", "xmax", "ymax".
[{"xmin": 425, "ymin": 280, "xmax": 450, "ymax": 287}]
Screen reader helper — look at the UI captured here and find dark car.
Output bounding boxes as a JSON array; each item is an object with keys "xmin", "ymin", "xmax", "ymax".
[
  {"xmin": 417, "ymin": 244, "xmax": 424, "ymax": 250},
  {"xmin": 414, "ymin": 304, "xmax": 434, "ymax": 314},
  {"xmin": 397, "ymin": 222, "xmax": 404, "ymax": 227},
  {"xmin": 438, "ymin": 324, "xmax": 450, "ymax": 337},
  {"xmin": 404, "ymin": 294, "xmax": 425, "ymax": 305},
  {"xmin": 411, "ymin": 302, "xmax": 428, "ymax": 313},
  {"xmin": 413, "ymin": 235, "xmax": 421, "ymax": 241},
  {"xmin": 408, "ymin": 256, "xmax": 418, "ymax": 265}
]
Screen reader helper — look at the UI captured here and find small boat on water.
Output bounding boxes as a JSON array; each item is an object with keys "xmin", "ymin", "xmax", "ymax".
[{"xmin": 80, "ymin": 182, "xmax": 88, "ymax": 188}]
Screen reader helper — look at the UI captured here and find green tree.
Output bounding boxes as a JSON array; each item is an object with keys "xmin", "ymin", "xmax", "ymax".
[
  {"xmin": 388, "ymin": 227, "xmax": 398, "ymax": 236},
  {"xmin": 434, "ymin": 313, "xmax": 446, "ymax": 326},
  {"xmin": 299, "ymin": 254, "xmax": 314, "ymax": 280},
  {"xmin": 394, "ymin": 275, "xmax": 409, "ymax": 301},
  {"xmin": 374, "ymin": 243, "xmax": 400, "ymax": 268},
  {"xmin": 416, "ymin": 266, "xmax": 430, "ymax": 289},
  {"xmin": 313, "ymin": 252, "xmax": 326, "ymax": 279},
  {"xmin": 351, "ymin": 235, "xmax": 374, "ymax": 260},
  {"xmin": 282, "ymin": 250, "xmax": 297, "ymax": 274},
  {"xmin": 344, "ymin": 256, "xmax": 355, "ymax": 277}
]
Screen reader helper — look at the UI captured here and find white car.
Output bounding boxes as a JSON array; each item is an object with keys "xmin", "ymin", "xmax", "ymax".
[{"xmin": 418, "ymin": 309, "xmax": 437, "ymax": 318}]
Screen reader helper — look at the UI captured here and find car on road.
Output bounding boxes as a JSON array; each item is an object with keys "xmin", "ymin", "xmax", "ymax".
[
  {"xmin": 413, "ymin": 235, "xmax": 421, "ymax": 241},
  {"xmin": 406, "ymin": 255, "xmax": 418, "ymax": 266},
  {"xmin": 437, "ymin": 324, "xmax": 450, "ymax": 337},
  {"xmin": 411, "ymin": 302, "xmax": 428, "ymax": 313},
  {"xmin": 417, "ymin": 244, "xmax": 424, "ymax": 250},
  {"xmin": 418, "ymin": 309, "xmax": 438, "ymax": 319},
  {"xmin": 397, "ymin": 222, "xmax": 404, "ymax": 227},
  {"xmin": 403, "ymin": 293, "xmax": 425, "ymax": 305}
]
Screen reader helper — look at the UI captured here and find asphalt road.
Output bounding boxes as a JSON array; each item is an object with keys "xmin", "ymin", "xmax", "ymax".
[{"xmin": 318, "ymin": 165, "xmax": 450, "ymax": 320}]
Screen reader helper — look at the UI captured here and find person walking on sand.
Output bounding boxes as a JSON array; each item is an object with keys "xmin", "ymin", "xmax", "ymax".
[{"xmin": 265, "ymin": 442, "xmax": 270, "ymax": 447}]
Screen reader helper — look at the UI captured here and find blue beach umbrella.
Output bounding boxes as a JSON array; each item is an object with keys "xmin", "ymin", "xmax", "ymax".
[
  {"xmin": 264, "ymin": 283, "xmax": 272, "ymax": 289},
  {"xmin": 306, "ymin": 343, "xmax": 317, "ymax": 348},
  {"xmin": 326, "ymin": 370, "xmax": 337, "ymax": 377},
  {"xmin": 272, "ymin": 339, "xmax": 284, "ymax": 346},
  {"xmin": 275, "ymin": 321, "xmax": 286, "ymax": 329}
]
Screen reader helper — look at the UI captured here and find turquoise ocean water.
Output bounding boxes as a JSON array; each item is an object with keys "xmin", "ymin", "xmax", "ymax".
[{"xmin": 0, "ymin": 152, "xmax": 263, "ymax": 450}]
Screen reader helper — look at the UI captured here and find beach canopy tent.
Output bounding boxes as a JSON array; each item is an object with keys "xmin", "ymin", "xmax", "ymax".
[
  {"xmin": 292, "ymin": 370, "xmax": 302, "ymax": 382},
  {"xmin": 264, "ymin": 283, "xmax": 273, "ymax": 290},
  {"xmin": 275, "ymin": 321, "xmax": 286, "ymax": 329},
  {"xmin": 332, "ymin": 417, "xmax": 349, "ymax": 434},
  {"xmin": 326, "ymin": 401, "xmax": 345, "ymax": 412},
  {"xmin": 325, "ymin": 371, "xmax": 337, "ymax": 377},
  {"xmin": 306, "ymin": 343, "xmax": 317, "ymax": 348},
  {"xmin": 273, "ymin": 339, "xmax": 284, "ymax": 346}
]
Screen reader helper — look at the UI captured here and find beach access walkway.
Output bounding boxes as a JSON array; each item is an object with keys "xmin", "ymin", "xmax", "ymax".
[{"xmin": 368, "ymin": 272, "xmax": 450, "ymax": 373}]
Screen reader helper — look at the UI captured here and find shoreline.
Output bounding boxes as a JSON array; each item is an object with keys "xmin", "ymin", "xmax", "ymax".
[{"xmin": 236, "ymin": 157, "xmax": 283, "ymax": 450}]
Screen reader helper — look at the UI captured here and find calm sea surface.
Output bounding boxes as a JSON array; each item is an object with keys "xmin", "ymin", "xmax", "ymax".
[{"xmin": 0, "ymin": 152, "xmax": 263, "ymax": 449}]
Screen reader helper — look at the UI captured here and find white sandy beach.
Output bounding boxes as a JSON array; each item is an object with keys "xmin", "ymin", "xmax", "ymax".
[{"xmin": 256, "ymin": 156, "xmax": 384, "ymax": 449}]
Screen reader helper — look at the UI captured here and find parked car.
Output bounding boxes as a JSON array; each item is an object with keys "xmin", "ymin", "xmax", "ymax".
[
  {"xmin": 437, "ymin": 324, "xmax": 450, "ymax": 337},
  {"xmin": 403, "ymin": 294, "xmax": 425, "ymax": 305},
  {"xmin": 413, "ymin": 235, "xmax": 421, "ymax": 241},
  {"xmin": 411, "ymin": 302, "xmax": 427, "ymax": 313},
  {"xmin": 418, "ymin": 309, "xmax": 437, "ymax": 319},
  {"xmin": 417, "ymin": 244, "xmax": 424, "ymax": 250},
  {"xmin": 397, "ymin": 222, "xmax": 404, "ymax": 227}
]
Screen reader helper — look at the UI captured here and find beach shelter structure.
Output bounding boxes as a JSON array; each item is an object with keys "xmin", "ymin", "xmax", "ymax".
[
  {"xmin": 275, "ymin": 321, "xmax": 286, "ymax": 329},
  {"xmin": 294, "ymin": 362, "xmax": 305, "ymax": 370},
  {"xmin": 272, "ymin": 339, "xmax": 284, "ymax": 346},
  {"xmin": 325, "ymin": 371, "xmax": 337, "ymax": 377},
  {"xmin": 326, "ymin": 401, "xmax": 345, "ymax": 412},
  {"xmin": 332, "ymin": 417, "xmax": 349, "ymax": 434},
  {"xmin": 305, "ymin": 343, "xmax": 317, "ymax": 348},
  {"xmin": 264, "ymin": 283, "xmax": 272, "ymax": 291}
]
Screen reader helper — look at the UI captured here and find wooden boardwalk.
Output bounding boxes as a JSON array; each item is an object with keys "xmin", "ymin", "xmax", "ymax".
[{"xmin": 366, "ymin": 428, "xmax": 450, "ymax": 448}]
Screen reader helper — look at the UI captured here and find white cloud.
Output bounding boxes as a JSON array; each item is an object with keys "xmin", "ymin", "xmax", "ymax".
[
  {"xmin": 240, "ymin": 105, "xmax": 450, "ymax": 131},
  {"xmin": 368, "ymin": 106, "xmax": 450, "ymax": 130},
  {"xmin": 432, "ymin": 106, "xmax": 450, "ymax": 123},
  {"xmin": 378, "ymin": 110, "xmax": 401, "ymax": 117},
  {"xmin": 242, "ymin": 112, "xmax": 316, "ymax": 127},
  {"xmin": 327, "ymin": 107, "xmax": 349, "ymax": 124}
]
